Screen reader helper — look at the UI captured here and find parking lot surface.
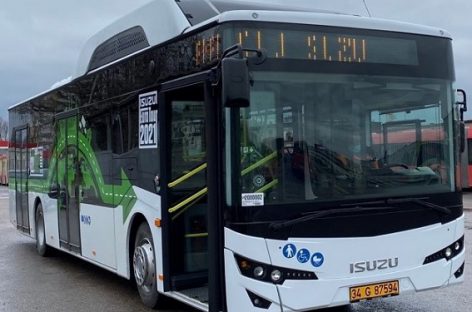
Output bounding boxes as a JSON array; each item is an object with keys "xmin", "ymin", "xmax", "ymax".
[{"xmin": 0, "ymin": 188, "xmax": 470, "ymax": 312}]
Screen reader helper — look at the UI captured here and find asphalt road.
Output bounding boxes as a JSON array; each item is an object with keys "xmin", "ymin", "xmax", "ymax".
[{"xmin": 0, "ymin": 187, "xmax": 470, "ymax": 312}]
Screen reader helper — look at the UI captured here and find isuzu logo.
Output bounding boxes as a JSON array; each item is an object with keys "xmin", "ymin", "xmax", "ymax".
[{"xmin": 350, "ymin": 257, "xmax": 398, "ymax": 274}]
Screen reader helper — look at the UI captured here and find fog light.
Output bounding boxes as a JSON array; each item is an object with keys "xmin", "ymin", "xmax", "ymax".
[
  {"xmin": 246, "ymin": 290, "xmax": 272, "ymax": 309},
  {"xmin": 454, "ymin": 242, "xmax": 461, "ymax": 251},
  {"xmin": 454, "ymin": 263, "xmax": 465, "ymax": 278},
  {"xmin": 444, "ymin": 247, "xmax": 452, "ymax": 258},
  {"xmin": 254, "ymin": 266, "xmax": 265, "ymax": 278},
  {"xmin": 270, "ymin": 269, "xmax": 282, "ymax": 282}
]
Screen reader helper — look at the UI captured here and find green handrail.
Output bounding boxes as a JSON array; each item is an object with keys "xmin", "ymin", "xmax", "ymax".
[
  {"xmin": 168, "ymin": 151, "xmax": 278, "ymax": 214},
  {"xmin": 241, "ymin": 151, "xmax": 277, "ymax": 176},
  {"xmin": 255, "ymin": 179, "xmax": 279, "ymax": 193},
  {"xmin": 168, "ymin": 163, "xmax": 207, "ymax": 188},
  {"xmin": 185, "ymin": 233, "xmax": 208, "ymax": 238},
  {"xmin": 168, "ymin": 187, "xmax": 208, "ymax": 213}
]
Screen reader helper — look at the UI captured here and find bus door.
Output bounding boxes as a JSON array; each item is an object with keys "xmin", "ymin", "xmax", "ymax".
[
  {"xmin": 161, "ymin": 81, "xmax": 211, "ymax": 296},
  {"xmin": 55, "ymin": 112, "xmax": 81, "ymax": 253},
  {"xmin": 14, "ymin": 127, "xmax": 30, "ymax": 233},
  {"xmin": 160, "ymin": 75, "xmax": 225, "ymax": 311}
]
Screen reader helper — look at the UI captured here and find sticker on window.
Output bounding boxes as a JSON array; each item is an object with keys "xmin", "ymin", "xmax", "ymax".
[
  {"xmin": 139, "ymin": 91, "xmax": 158, "ymax": 149},
  {"xmin": 241, "ymin": 193, "xmax": 264, "ymax": 207}
]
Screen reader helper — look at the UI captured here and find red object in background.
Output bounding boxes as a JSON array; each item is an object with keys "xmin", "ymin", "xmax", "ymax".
[
  {"xmin": 464, "ymin": 124, "xmax": 472, "ymax": 188},
  {"xmin": 0, "ymin": 140, "xmax": 8, "ymax": 185}
]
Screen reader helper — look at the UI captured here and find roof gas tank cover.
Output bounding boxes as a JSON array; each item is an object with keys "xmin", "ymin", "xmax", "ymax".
[
  {"xmin": 75, "ymin": 0, "xmax": 190, "ymax": 78},
  {"xmin": 88, "ymin": 26, "xmax": 149, "ymax": 72}
]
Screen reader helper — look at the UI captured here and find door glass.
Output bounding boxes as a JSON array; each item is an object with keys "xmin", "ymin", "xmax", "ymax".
[
  {"xmin": 56, "ymin": 115, "xmax": 81, "ymax": 252},
  {"xmin": 15, "ymin": 128, "xmax": 29, "ymax": 232},
  {"xmin": 15, "ymin": 130, "xmax": 23, "ymax": 229},
  {"xmin": 167, "ymin": 85, "xmax": 208, "ymax": 276},
  {"xmin": 57, "ymin": 119, "xmax": 68, "ymax": 245},
  {"xmin": 171, "ymin": 101, "xmax": 206, "ymax": 182}
]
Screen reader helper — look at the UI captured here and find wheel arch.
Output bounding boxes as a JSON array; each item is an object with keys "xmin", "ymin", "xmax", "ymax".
[
  {"xmin": 33, "ymin": 197, "xmax": 42, "ymax": 211},
  {"xmin": 127, "ymin": 212, "xmax": 148, "ymax": 279},
  {"xmin": 33, "ymin": 197, "xmax": 42, "ymax": 234}
]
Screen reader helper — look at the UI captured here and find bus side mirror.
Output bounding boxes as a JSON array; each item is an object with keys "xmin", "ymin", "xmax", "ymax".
[
  {"xmin": 457, "ymin": 89, "xmax": 467, "ymax": 121},
  {"xmin": 222, "ymin": 58, "xmax": 250, "ymax": 108},
  {"xmin": 457, "ymin": 89, "xmax": 467, "ymax": 153}
]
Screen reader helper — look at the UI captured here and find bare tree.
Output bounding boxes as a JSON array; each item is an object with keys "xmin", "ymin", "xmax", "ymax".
[{"xmin": 0, "ymin": 117, "xmax": 8, "ymax": 140}]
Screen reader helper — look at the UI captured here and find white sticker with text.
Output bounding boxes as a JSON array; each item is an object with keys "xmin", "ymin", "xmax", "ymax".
[
  {"xmin": 241, "ymin": 193, "xmax": 264, "ymax": 207},
  {"xmin": 139, "ymin": 91, "xmax": 158, "ymax": 149}
]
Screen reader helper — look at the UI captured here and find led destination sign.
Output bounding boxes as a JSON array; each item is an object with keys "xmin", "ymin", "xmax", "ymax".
[
  {"xmin": 234, "ymin": 28, "xmax": 419, "ymax": 65},
  {"xmin": 194, "ymin": 26, "xmax": 419, "ymax": 66}
]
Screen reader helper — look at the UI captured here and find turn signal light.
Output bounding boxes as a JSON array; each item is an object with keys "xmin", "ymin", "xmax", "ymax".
[{"xmin": 235, "ymin": 254, "xmax": 317, "ymax": 285}]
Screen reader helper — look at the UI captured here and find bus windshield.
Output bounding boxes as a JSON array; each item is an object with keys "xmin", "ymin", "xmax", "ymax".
[
  {"xmin": 223, "ymin": 23, "xmax": 457, "ymax": 208},
  {"xmin": 238, "ymin": 72, "xmax": 455, "ymax": 205}
]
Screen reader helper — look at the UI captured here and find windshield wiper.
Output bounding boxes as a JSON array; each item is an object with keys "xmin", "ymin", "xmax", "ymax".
[
  {"xmin": 269, "ymin": 206, "xmax": 393, "ymax": 230},
  {"xmin": 342, "ymin": 197, "xmax": 451, "ymax": 215},
  {"xmin": 384, "ymin": 197, "xmax": 451, "ymax": 215},
  {"xmin": 269, "ymin": 197, "xmax": 452, "ymax": 231}
]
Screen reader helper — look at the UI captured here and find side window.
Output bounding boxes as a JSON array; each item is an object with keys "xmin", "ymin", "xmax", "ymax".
[
  {"xmin": 81, "ymin": 104, "xmax": 113, "ymax": 185},
  {"xmin": 90, "ymin": 114, "xmax": 111, "ymax": 152},
  {"xmin": 129, "ymin": 104, "xmax": 139, "ymax": 150},
  {"xmin": 111, "ymin": 104, "xmax": 138, "ymax": 155},
  {"xmin": 112, "ymin": 112, "xmax": 124, "ymax": 154},
  {"xmin": 30, "ymin": 122, "xmax": 54, "ymax": 176}
]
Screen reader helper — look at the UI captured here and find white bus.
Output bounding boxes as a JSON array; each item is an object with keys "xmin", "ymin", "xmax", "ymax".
[{"xmin": 9, "ymin": 1, "xmax": 466, "ymax": 311}]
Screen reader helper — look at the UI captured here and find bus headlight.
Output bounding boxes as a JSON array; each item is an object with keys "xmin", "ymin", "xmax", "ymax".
[
  {"xmin": 253, "ymin": 266, "xmax": 265, "ymax": 278},
  {"xmin": 423, "ymin": 236, "xmax": 464, "ymax": 264},
  {"xmin": 270, "ymin": 269, "xmax": 282, "ymax": 282},
  {"xmin": 444, "ymin": 247, "xmax": 452, "ymax": 258},
  {"xmin": 235, "ymin": 254, "xmax": 317, "ymax": 284}
]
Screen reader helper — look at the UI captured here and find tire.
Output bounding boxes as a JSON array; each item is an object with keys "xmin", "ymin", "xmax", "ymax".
[
  {"xmin": 35, "ymin": 203, "xmax": 51, "ymax": 257},
  {"xmin": 133, "ymin": 222, "xmax": 160, "ymax": 309}
]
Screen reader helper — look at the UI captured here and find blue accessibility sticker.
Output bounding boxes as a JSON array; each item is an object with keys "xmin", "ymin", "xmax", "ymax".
[
  {"xmin": 296, "ymin": 248, "xmax": 310, "ymax": 263},
  {"xmin": 311, "ymin": 252, "xmax": 324, "ymax": 267},
  {"xmin": 282, "ymin": 244, "xmax": 297, "ymax": 258}
]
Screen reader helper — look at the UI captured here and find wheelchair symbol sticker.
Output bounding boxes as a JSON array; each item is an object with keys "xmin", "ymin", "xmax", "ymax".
[{"xmin": 297, "ymin": 249, "xmax": 310, "ymax": 263}]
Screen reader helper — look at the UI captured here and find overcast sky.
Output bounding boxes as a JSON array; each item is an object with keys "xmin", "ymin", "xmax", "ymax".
[{"xmin": 0, "ymin": 0, "xmax": 471, "ymax": 120}]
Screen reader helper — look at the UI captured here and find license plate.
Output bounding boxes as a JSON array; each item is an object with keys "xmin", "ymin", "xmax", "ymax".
[{"xmin": 349, "ymin": 280, "xmax": 399, "ymax": 302}]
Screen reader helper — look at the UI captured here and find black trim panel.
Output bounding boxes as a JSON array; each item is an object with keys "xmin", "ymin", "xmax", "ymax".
[{"xmin": 227, "ymin": 192, "xmax": 463, "ymax": 240}]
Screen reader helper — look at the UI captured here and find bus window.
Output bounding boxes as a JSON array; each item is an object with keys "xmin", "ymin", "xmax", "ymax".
[
  {"xmin": 129, "ymin": 104, "xmax": 139, "ymax": 151},
  {"xmin": 112, "ymin": 102, "xmax": 139, "ymax": 155},
  {"xmin": 90, "ymin": 114, "xmax": 111, "ymax": 152},
  {"xmin": 112, "ymin": 112, "xmax": 124, "ymax": 154}
]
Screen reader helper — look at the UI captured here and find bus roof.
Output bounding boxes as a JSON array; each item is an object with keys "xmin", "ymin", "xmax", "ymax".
[
  {"xmin": 213, "ymin": 10, "xmax": 450, "ymax": 38},
  {"xmin": 76, "ymin": 0, "xmax": 451, "ymax": 81},
  {"xmin": 9, "ymin": 0, "xmax": 452, "ymax": 111}
]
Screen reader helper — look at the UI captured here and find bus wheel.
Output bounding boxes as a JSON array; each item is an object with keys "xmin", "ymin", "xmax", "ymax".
[
  {"xmin": 35, "ymin": 203, "xmax": 50, "ymax": 257},
  {"xmin": 133, "ymin": 222, "xmax": 160, "ymax": 309}
]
